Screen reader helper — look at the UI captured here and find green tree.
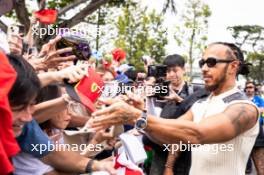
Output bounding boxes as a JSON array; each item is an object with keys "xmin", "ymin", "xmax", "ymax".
[
  {"xmin": 113, "ymin": 1, "xmax": 168, "ymax": 70},
  {"xmin": 1, "ymin": 0, "xmax": 130, "ymax": 49},
  {"xmin": 174, "ymin": 0, "xmax": 211, "ymax": 80},
  {"xmin": 228, "ymin": 25, "xmax": 264, "ymax": 52},
  {"xmin": 2, "ymin": 0, "xmax": 115, "ymax": 32},
  {"xmin": 162, "ymin": 0, "xmax": 177, "ymax": 14},
  {"xmin": 228, "ymin": 25, "xmax": 264, "ymax": 83},
  {"xmin": 246, "ymin": 52, "xmax": 264, "ymax": 83}
]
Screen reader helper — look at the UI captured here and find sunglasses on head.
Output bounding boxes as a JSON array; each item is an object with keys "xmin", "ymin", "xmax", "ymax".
[{"xmin": 199, "ymin": 57, "xmax": 235, "ymax": 68}]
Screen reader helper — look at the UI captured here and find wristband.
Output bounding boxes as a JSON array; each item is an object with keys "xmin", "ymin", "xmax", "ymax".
[{"xmin": 85, "ymin": 159, "xmax": 94, "ymax": 173}]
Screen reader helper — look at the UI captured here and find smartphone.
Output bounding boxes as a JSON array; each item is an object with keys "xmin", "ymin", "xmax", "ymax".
[
  {"xmin": 7, "ymin": 25, "xmax": 19, "ymax": 40},
  {"xmin": 8, "ymin": 25, "xmax": 25, "ymax": 35},
  {"xmin": 17, "ymin": 25, "xmax": 25, "ymax": 35}
]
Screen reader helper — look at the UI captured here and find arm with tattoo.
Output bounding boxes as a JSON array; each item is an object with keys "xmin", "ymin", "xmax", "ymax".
[
  {"xmin": 92, "ymin": 101, "xmax": 258, "ymax": 144},
  {"xmin": 224, "ymin": 103, "xmax": 258, "ymax": 136},
  {"xmin": 145, "ymin": 103, "xmax": 258, "ymax": 144}
]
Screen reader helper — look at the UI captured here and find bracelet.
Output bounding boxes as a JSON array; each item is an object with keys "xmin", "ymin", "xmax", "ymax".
[{"xmin": 85, "ymin": 159, "xmax": 94, "ymax": 173}]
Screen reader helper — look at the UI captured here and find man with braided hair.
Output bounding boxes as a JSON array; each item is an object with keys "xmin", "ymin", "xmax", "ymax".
[{"xmin": 90, "ymin": 42, "xmax": 259, "ymax": 175}]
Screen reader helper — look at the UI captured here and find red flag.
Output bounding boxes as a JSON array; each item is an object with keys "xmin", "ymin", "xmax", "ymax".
[
  {"xmin": 112, "ymin": 48, "xmax": 126, "ymax": 62},
  {"xmin": 33, "ymin": 9, "xmax": 58, "ymax": 24},
  {"xmin": 114, "ymin": 154, "xmax": 143, "ymax": 175},
  {"xmin": 0, "ymin": 51, "xmax": 20, "ymax": 174},
  {"xmin": 65, "ymin": 68, "xmax": 104, "ymax": 113},
  {"xmin": 75, "ymin": 68, "xmax": 104, "ymax": 112}
]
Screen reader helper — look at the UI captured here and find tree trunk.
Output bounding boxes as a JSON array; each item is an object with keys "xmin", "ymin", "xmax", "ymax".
[
  {"xmin": 189, "ymin": 24, "xmax": 196, "ymax": 81},
  {"xmin": 59, "ymin": 0, "xmax": 110, "ymax": 28},
  {"xmin": 14, "ymin": 0, "xmax": 30, "ymax": 33},
  {"xmin": 59, "ymin": 0, "xmax": 88, "ymax": 16}
]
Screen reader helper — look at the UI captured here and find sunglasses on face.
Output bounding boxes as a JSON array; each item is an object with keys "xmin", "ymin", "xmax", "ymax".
[
  {"xmin": 245, "ymin": 86, "xmax": 254, "ymax": 89},
  {"xmin": 199, "ymin": 57, "xmax": 235, "ymax": 68}
]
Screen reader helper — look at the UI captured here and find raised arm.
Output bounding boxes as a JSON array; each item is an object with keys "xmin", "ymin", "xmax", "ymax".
[
  {"xmin": 91, "ymin": 101, "xmax": 258, "ymax": 145},
  {"xmin": 145, "ymin": 103, "xmax": 258, "ymax": 144},
  {"xmin": 38, "ymin": 64, "xmax": 87, "ymax": 87}
]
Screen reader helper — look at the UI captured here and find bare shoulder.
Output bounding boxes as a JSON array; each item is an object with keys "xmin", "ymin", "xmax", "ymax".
[{"xmin": 224, "ymin": 103, "xmax": 258, "ymax": 135}]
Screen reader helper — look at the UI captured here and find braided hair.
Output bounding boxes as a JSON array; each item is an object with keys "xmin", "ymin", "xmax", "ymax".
[{"xmin": 212, "ymin": 42, "xmax": 251, "ymax": 75}]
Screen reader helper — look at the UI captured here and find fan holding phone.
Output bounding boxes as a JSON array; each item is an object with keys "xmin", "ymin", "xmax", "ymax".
[{"xmin": 7, "ymin": 24, "xmax": 25, "ymax": 55}]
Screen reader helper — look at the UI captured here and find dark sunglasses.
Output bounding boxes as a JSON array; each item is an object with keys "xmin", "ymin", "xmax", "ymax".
[
  {"xmin": 245, "ymin": 86, "xmax": 254, "ymax": 89},
  {"xmin": 199, "ymin": 57, "xmax": 235, "ymax": 68}
]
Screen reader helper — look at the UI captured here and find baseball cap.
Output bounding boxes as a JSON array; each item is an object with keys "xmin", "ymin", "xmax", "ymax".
[{"xmin": 65, "ymin": 68, "xmax": 104, "ymax": 113}]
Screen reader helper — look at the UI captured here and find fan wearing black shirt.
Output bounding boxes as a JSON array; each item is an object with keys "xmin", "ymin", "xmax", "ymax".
[{"xmin": 143, "ymin": 54, "xmax": 208, "ymax": 175}]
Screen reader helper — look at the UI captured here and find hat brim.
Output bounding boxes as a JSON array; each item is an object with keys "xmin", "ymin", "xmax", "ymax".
[{"xmin": 65, "ymin": 82, "xmax": 96, "ymax": 113}]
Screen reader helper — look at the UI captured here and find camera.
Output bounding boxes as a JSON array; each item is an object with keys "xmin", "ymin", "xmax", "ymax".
[
  {"xmin": 56, "ymin": 34, "xmax": 91, "ymax": 64},
  {"xmin": 147, "ymin": 65, "xmax": 170, "ymax": 98},
  {"xmin": 147, "ymin": 65, "xmax": 167, "ymax": 78}
]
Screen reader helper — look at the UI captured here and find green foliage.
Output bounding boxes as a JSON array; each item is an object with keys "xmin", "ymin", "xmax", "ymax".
[
  {"xmin": 114, "ymin": 1, "xmax": 168, "ymax": 71},
  {"xmin": 247, "ymin": 52, "xmax": 264, "ymax": 83},
  {"xmin": 228, "ymin": 25, "xmax": 264, "ymax": 83},
  {"xmin": 174, "ymin": 0, "xmax": 211, "ymax": 79},
  {"xmin": 4, "ymin": 10, "xmax": 17, "ymax": 20},
  {"xmin": 108, "ymin": 0, "xmax": 127, "ymax": 7},
  {"xmin": 4, "ymin": 0, "xmax": 74, "ymax": 22},
  {"xmin": 46, "ymin": 0, "xmax": 73, "ymax": 9},
  {"xmin": 228, "ymin": 25, "xmax": 264, "ymax": 51},
  {"xmin": 2, "ymin": 0, "xmax": 169, "ymax": 70}
]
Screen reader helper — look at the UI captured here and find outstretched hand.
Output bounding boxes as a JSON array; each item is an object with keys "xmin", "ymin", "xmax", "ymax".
[{"xmin": 89, "ymin": 98, "xmax": 142, "ymax": 131}]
